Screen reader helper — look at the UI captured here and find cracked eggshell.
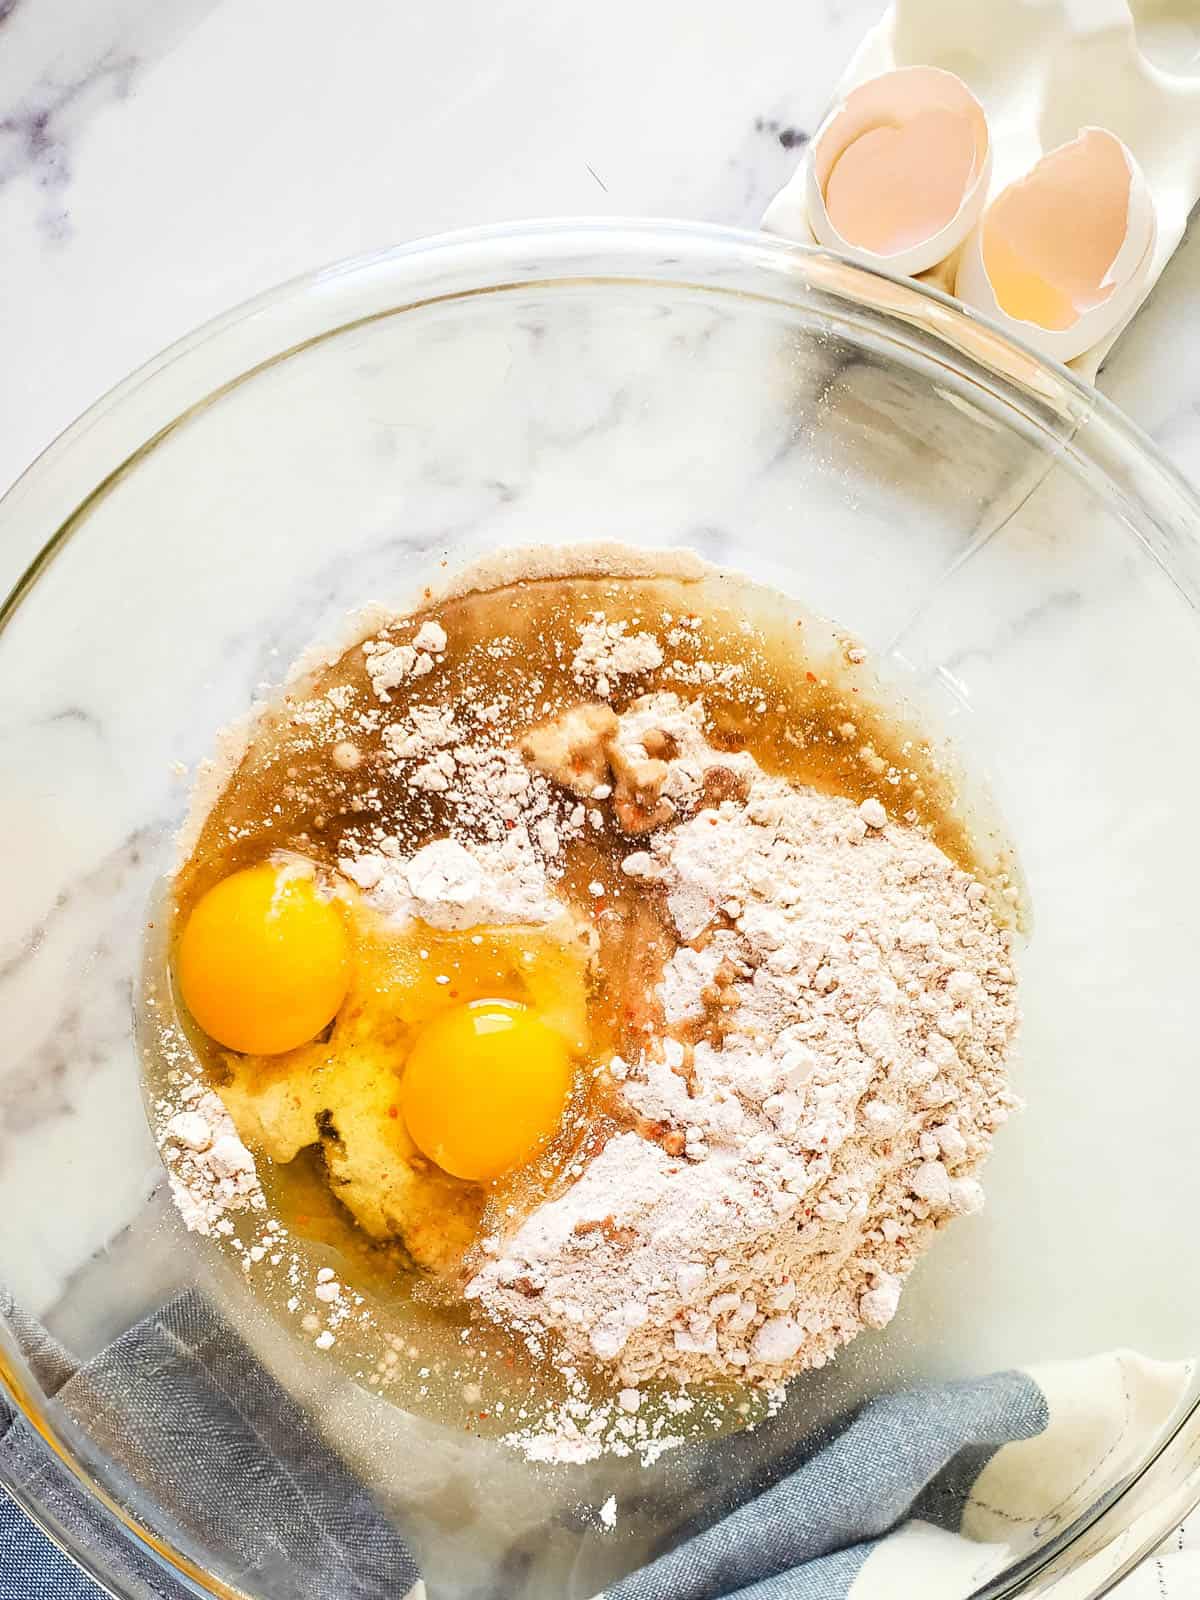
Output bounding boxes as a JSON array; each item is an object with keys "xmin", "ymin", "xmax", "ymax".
[
  {"xmin": 796, "ymin": 66, "xmax": 990, "ymax": 276},
  {"xmin": 956, "ymin": 127, "xmax": 1157, "ymax": 366}
]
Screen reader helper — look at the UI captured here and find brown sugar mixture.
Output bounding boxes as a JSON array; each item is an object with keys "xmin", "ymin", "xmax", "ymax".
[{"xmin": 150, "ymin": 548, "xmax": 1020, "ymax": 1451}]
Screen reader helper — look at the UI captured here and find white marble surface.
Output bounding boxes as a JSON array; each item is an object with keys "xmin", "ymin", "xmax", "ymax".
[
  {"xmin": 0, "ymin": 0, "xmax": 1197, "ymax": 499},
  {"xmin": 4, "ymin": 3, "xmax": 1200, "ymax": 1594}
]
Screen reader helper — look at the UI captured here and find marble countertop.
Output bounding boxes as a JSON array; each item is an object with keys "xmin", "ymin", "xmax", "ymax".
[
  {"xmin": 3, "ymin": 4, "xmax": 1200, "ymax": 1595},
  {"xmin": 1, "ymin": 0, "xmax": 1200, "ymax": 501}
]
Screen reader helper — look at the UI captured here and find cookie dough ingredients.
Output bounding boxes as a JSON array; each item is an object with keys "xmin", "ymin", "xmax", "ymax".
[
  {"xmin": 400, "ymin": 999, "xmax": 575, "ymax": 1181},
  {"xmin": 149, "ymin": 551, "xmax": 1023, "ymax": 1455},
  {"xmin": 176, "ymin": 861, "xmax": 350, "ymax": 1054}
]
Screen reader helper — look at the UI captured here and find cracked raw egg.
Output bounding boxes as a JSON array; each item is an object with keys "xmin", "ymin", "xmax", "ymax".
[
  {"xmin": 400, "ymin": 998, "xmax": 574, "ymax": 1182},
  {"xmin": 207, "ymin": 906, "xmax": 592, "ymax": 1274},
  {"xmin": 177, "ymin": 861, "xmax": 350, "ymax": 1055}
]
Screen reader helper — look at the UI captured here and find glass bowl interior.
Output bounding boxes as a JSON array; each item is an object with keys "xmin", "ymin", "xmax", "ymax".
[{"xmin": 1, "ymin": 221, "xmax": 1198, "ymax": 1599}]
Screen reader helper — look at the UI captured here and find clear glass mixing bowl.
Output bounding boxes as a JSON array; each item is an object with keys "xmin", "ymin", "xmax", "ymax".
[{"xmin": 1, "ymin": 221, "xmax": 1198, "ymax": 1600}]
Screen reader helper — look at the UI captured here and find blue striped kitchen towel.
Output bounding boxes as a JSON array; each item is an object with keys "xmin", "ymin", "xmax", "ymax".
[
  {"xmin": 0, "ymin": 1288, "xmax": 1193, "ymax": 1599},
  {"xmin": 0, "ymin": 1289, "xmax": 419, "ymax": 1600}
]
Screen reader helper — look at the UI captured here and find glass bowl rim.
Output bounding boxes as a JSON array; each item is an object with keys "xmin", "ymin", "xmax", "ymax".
[{"xmin": 4, "ymin": 216, "xmax": 1200, "ymax": 627}]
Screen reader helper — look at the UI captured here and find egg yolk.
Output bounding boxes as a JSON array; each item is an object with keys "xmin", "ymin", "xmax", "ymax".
[
  {"xmin": 177, "ymin": 863, "xmax": 350, "ymax": 1054},
  {"xmin": 399, "ymin": 999, "xmax": 573, "ymax": 1182}
]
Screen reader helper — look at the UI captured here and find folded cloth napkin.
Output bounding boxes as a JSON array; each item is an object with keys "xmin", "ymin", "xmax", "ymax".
[{"xmin": 0, "ymin": 1289, "xmax": 1194, "ymax": 1600}]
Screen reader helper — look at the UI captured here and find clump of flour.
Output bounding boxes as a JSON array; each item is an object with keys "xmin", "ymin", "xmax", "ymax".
[
  {"xmin": 362, "ymin": 620, "xmax": 448, "ymax": 700},
  {"xmin": 467, "ymin": 694, "xmax": 1020, "ymax": 1387},
  {"xmin": 340, "ymin": 836, "xmax": 564, "ymax": 931},
  {"xmin": 158, "ymin": 1085, "xmax": 264, "ymax": 1236},
  {"xmin": 573, "ymin": 614, "xmax": 664, "ymax": 698}
]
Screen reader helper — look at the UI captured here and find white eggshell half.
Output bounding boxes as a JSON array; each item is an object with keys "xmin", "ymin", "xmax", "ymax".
[
  {"xmin": 955, "ymin": 127, "xmax": 1157, "ymax": 365},
  {"xmin": 802, "ymin": 65, "xmax": 992, "ymax": 276}
]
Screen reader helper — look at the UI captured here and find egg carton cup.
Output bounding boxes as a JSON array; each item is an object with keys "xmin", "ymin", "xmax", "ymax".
[{"xmin": 763, "ymin": 0, "xmax": 1200, "ymax": 377}]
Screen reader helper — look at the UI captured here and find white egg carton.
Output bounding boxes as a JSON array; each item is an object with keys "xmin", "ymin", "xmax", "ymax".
[{"xmin": 764, "ymin": 0, "xmax": 1200, "ymax": 377}]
